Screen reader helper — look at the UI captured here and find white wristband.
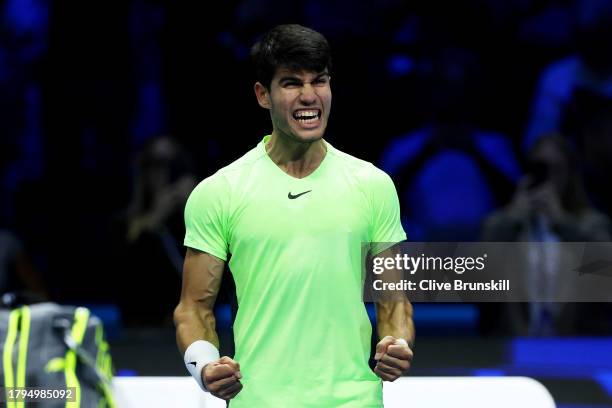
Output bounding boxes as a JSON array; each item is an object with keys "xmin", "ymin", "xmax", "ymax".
[
  {"xmin": 184, "ymin": 340, "xmax": 220, "ymax": 392},
  {"xmin": 395, "ymin": 338, "xmax": 408, "ymax": 347}
]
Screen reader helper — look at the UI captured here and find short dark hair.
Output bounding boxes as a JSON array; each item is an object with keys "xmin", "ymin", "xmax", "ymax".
[{"xmin": 251, "ymin": 24, "xmax": 332, "ymax": 90}]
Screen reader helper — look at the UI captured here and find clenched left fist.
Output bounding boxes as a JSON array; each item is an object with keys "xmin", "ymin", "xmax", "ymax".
[{"xmin": 373, "ymin": 336, "xmax": 413, "ymax": 382}]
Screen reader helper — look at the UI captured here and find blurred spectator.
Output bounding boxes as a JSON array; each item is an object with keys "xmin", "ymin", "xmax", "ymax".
[
  {"xmin": 481, "ymin": 134, "xmax": 611, "ymax": 335},
  {"xmin": 563, "ymin": 79, "xmax": 612, "ymax": 217},
  {"xmin": 524, "ymin": 0, "xmax": 612, "ymax": 149},
  {"xmin": 381, "ymin": 128, "xmax": 520, "ymax": 241},
  {"xmin": 483, "ymin": 135, "xmax": 610, "ymax": 242},
  {"xmin": 380, "ymin": 47, "xmax": 520, "ymax": 241},
  {"xmin": 524, "ymin": 0, "xmax": 612, "ymax": 219},
  {"xmin": 0, "ymin": 229, "xmax": 49, "ymax": 303},
  {"xmin": 109, "ymin": 136, "xmax": 196, "ymax": 326}
]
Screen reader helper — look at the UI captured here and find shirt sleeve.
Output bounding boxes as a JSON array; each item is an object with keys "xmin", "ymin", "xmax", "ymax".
[
  {"xmin": 368, "ymin": 166, "xmax": 407, "ymax": 254},
  {"xmin": 183, "ymin": 174, "xmax": 230, "ymax": 261}
]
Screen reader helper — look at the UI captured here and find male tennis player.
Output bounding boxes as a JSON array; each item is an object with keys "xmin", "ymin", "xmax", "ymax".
[{"xmin": 174, "ymin": 24, "xmax": 414, "ymax": 407}]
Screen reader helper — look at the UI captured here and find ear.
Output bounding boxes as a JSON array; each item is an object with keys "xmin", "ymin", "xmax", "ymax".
[{"xmin": 254, "ymin": 82, "xmax": 271, "ymax": 109}]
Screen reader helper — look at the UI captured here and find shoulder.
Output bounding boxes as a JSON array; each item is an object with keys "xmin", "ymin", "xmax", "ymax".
[
  {"xmin": 379, "ymin": 127, "xmax": 432, "ymax": 175},
  {"xmin": 326, "ymin": 143, "xmax": 398, "ymax": 208},
  {"xmin": 218, "ymin": 142, "xmax": 268, "ymax": 182},
  {"xmin": 537, "ymin": 55, "xmax": 581, "ymax": 98},
  {"xmin": 327, "ymin": 142, "xmax": 392, "ymax": 184},
  {"xmin": 191, "ymin": 142, "xmax": 268, "ymax": 198}
]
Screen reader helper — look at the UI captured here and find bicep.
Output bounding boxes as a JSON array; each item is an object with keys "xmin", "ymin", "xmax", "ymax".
[{"xmin": 180, "ymin": 247, "xmax": 226, "ymax": 310}]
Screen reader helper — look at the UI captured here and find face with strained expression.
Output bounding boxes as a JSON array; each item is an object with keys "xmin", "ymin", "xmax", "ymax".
[{"xmin": 255, "ymin": 68, "xmax": 332, "ymax": 143}]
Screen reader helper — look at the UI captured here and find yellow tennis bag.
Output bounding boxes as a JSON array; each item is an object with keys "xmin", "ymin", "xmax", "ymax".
[{"xmin": 0, "ymin": 303, "xmax": 115, "ymax": 407}]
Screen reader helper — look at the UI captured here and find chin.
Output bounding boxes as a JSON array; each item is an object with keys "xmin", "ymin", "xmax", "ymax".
[
  {"xmin": 295, "ymin": 133, "xmax": 324, "ymax": 143},
  {"xmin": 288, "ymin": 127, "xmax": 326, "ymax": 143}
]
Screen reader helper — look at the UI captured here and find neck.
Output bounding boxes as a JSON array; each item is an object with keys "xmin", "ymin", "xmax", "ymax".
[{"xmin": 266, "ymin": 130, "xmax": 327, "ymax": 178}]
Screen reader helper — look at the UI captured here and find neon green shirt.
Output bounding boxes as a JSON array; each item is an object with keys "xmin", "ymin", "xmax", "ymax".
[{"xmin": 184, "ymin": 136, "xmax": 406, "ymax": 407}]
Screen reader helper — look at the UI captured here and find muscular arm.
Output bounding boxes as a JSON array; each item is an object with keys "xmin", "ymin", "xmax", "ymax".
[
  {"xmin": 174, "ymin": 247, "xmax": 225, "ymax": 353},
  {"xmin": 372, "ymin": 246, "xmax": 415, "ymax": 381},
  {"xmin": 376, "ymin": 300, "xmax": 414, "ymax": 347},
  {"xmin": 373, "ymin": 246, "xmax": 415, "ymax": 346}
]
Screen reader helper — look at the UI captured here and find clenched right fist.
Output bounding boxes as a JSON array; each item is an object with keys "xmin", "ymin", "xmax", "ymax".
[{"xmin": 202, "ymin": 356, "xmax": 243, "ymax": 400}]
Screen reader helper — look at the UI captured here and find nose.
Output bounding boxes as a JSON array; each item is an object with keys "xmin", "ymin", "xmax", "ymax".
[{"xmin": 299, "ymin": 84, "xmax": 317, "ymax": 104}]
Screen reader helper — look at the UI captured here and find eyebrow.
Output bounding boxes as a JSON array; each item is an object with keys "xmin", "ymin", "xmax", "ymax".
[
  {"xmin": 278, "ymin": 72, "xmax": 330, "ymax": 84},
  {"xmin": 278, "ymin": 76, "xmax": 301, "ymax": 84}
]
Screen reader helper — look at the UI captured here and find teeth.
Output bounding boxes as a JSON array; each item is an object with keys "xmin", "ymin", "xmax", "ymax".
[{"xmin": 294, "ymin": 110, "xmax": 319, "ymax": 118}]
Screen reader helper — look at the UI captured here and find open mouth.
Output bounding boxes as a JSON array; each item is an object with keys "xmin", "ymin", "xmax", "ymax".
[{"xmin": 292, "ymin": 109, "xmax": 322, "ymax": 125}]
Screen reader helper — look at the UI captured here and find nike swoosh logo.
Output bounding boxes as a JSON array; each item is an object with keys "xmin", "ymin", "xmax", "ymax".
[
  {"xmin": 188, "ymin": 361, "xmax": 197, "ymax": 367},
  {"xmin": 288, "ymin": 190, "xmax": 312, "ymax": 199}
]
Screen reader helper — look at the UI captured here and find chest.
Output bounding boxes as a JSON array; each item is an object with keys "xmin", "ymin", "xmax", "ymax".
[{"xmin": 228, "ymin": 179, "xmax": 370, "ymax": 249}]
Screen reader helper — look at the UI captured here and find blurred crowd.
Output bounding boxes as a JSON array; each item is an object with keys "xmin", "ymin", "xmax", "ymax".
[{"xmin": 1, "ymin": 0, "xmax": 611, "ymax": 333}]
